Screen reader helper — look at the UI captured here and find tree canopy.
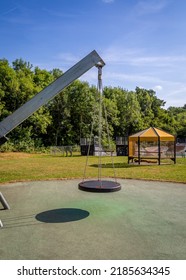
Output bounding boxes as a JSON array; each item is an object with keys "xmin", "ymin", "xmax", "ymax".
[{"xmin": 0, "ymin": 58, "xmax": 185, "ymax": 151}]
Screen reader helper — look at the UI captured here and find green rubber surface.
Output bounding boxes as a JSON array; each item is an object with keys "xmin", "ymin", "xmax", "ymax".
[{"xmin": 0, "ymin": 179, "xmax": 185, "ymax": 260}]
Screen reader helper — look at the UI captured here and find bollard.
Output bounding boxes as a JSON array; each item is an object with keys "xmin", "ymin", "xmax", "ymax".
[{"xmin": 0, "ymin": 192, "xmax": 10, "ymax": 210}]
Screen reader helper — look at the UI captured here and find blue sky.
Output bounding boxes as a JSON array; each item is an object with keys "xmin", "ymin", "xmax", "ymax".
[{"xmin": 1, "ymin": 0, "xmax": 186, "ymax": 108}]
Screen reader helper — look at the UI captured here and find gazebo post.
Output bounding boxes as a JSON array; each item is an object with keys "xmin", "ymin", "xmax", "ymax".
[
  {"xmin": 174, "ymin": 138, "xmax": 176, "ymax": 164},
  {"xmin": 138, "ymin": 136, "xmax": 140, "ymax": 165},
  {"xmin": 158, "ymin": 135, "xmax": 161, "ymax": 165}
]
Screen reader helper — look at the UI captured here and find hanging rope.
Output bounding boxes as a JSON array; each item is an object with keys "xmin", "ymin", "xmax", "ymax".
[
  {"xmin": 82, "ymin": 104, "xmax": 97, "ymax": 181},
  {"xmin": 103, "ymin": 101, "xmax": 117, "ymax": 182},
  {"xmin": 83, "ymin": 63, "xmax": 117, "ymax": 184}
]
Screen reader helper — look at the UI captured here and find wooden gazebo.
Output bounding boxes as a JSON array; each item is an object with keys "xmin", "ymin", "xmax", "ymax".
[{"xmin": 128, "ymin": 127, "xmax": 176, "ymax": 165}]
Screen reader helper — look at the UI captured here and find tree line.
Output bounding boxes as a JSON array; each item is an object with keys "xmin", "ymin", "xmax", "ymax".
[{"xmin": 0, "ymin": 58, "xmax": 185, "ymax": 152}]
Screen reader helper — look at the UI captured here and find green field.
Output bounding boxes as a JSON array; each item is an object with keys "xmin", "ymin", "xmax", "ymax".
[{"xmin": 0, "ymin": 152, "xmax": 186, "ymax": 184}]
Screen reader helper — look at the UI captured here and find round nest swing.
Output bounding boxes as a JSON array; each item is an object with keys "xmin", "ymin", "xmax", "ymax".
[{"xmin": 78, "ymin": 63, "xmax": 121, "ymax": 193}]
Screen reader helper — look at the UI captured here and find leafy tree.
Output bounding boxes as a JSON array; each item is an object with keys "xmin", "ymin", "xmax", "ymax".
[
  {"xmin": 0, "ymin": 59, "xmax": 19, "ymax": 116},
  {"xmin": 104, "ymin": 87, "xmax": 143, "ymax": 136},
  {"xmin": 50, "ymin": 68, "xmax": 63, "ymax": 79},
  {"xmin": 12, "ymin": 58, "xmax": 33, "ymax": 72},
  {"xmin": 0, "ymin": 59, "xmax": 53, "ymax": 150},
  {"xmin": 46, "ymin": 81, "xmax": 98, "ymax": 146},
  {"xmin": 0, "ymin": 57, "xmax": 185, "ymax": 151},
  {"xmin": 167, "ymin": 106, "xmax": 186, "ymax": 136},
  {"xmin": 134, "ymin": 87, "xmax": 175, "ymax": 133},
  {"xmin": 33, "ymin": 67, "xmax": 54, "ymax": 90}
]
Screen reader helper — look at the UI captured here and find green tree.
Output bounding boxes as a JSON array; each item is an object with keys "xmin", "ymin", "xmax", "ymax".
[
  {"xmin": 50, "ymin": 68, "xmax": 63, "ymax": 79},
  {"xmin": 104, "ymin": 87, "xmax": 143, "ymax": 137},
  {"xmin": 0, "ymin": 58, "xmax": 53, "ymax": 150},
  {"xmin": 46, "ymin": 80, "xmax": 98, "ymax": 146},
  {"xmin": 134, "ymin": 87, "xmax": 174, "ymax": 132},
  {"xmin": 0, "ymin": 59, "xmax": 19, "ymax": 117},
  {"xmin": 167, "ymin": 106, "xmax": 186, "ymax": 136},
  {"xmin": 1, "ymin": 57, "xmax": 185, "ymax": 151}
]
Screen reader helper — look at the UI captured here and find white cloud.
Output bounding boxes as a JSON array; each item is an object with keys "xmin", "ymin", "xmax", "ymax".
[
  {"xmin": 154, "ymin": 85, "xmax": 163, "ymax": 91},
  {"xmin": 135, "ymin": 0, "xmax": 168, "ymax": 15},
  {"xmin": 57, "ymin": 52, "xmax": 80, "ymax": 63},
  {"xmin": 102, "ymin": 0, "xmax": 115, "ymax": 3},
  {"xmin": 43, "ymin": 8, "xmax": 79, "ymax": 18},
  {"xmin": 35, "ymin": 46, "xmax": 186, "ymax": 108},
  {"xmin": 33, "ymin": 52, "xmax": 81, "ymax": 72},
  {"xmin": 1, "ymin": 7, "xmax": 18, "ymax": 16},
  {"xmin": 103, "ymin": 71, "xmax": 160, "ymax": 84},
  {"xmin": 103, "ymin": 46, "xmax": 186, "ymax": 68}
]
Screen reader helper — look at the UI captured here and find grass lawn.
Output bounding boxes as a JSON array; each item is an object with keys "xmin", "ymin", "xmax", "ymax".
[{"xmin": 0, "ymin": 152, "xmax": 186, "ymax": 184}]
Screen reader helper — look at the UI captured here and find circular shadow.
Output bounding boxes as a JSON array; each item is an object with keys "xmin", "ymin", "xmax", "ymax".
[{"xmin": 35, "ymin": 208, "xmax": 90, "ymax": 223}]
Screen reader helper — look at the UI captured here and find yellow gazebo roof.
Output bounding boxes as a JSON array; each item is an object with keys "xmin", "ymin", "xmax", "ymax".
[{"xmin": 129, "ymin": 127, "xmax": 175, "ymax": 141}]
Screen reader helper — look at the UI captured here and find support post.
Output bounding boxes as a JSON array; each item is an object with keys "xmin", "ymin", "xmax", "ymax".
[
  {"xmin": 0, "ymin": 220, "xmax": 3, "ymax": 228},
  {"xmin": 158, "ymin": 136, "xmax": 161, "ymax": 165},
  {"xmin": 174, "ymin": 138, "xmax": 176, "ymax": 164},
  {"xmin": 0, "ymin": 192, "xmax": 10, "ymax": 210},
  {"xmin": 138, "ymin": 136, "xmax": 140, "ymax": 164},
  {"xmin": 96, "ymin": 63, "xmax": 103, "ymax": 182}
]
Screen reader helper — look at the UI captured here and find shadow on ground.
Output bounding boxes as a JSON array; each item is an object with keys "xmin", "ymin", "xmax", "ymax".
[
  {"xmin": 90, "ymin": 162, "xmax": 140, "ymax": 168},
  {"xmin": 35, "ymin": 208, "xmax": 90, "ymax": 223}
]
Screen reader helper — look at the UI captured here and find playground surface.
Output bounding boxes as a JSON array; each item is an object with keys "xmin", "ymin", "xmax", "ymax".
[{"xmin": 0, "ymin": 179, "xmax": 185, "ymax": 260}]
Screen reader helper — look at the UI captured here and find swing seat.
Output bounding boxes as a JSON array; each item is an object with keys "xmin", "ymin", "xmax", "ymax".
[{"xmin": 78, "ymin": 180, "xmax": 121, "ymax": 192}]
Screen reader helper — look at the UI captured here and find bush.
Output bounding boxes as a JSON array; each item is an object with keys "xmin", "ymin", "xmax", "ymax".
[{"xmin": 0, "ymin": 141, "xmax": 15, "ymax": 152}]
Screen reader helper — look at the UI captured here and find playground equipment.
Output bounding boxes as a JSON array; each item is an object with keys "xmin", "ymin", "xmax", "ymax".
[
  {"xmin": 0, "ymin": 192, "xmax": 10, "ymax": 210},
  {"xmin": 78, "ymin": 63, "xmax": 121, "ymax": 192},
  {"xmin": 0, "ymin": 50, "xmax": 121, "ymax": 194},
  {"xmin": 0, "ymin": 50, "xmax": 102, "ymax": 206},
  {"xmin": 128, "ymin": 127, "xmax": 176, "ymax": 165},
  {"xmin": 0, "ymin": 219, "xmax": 3, "ymax": 228}
]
